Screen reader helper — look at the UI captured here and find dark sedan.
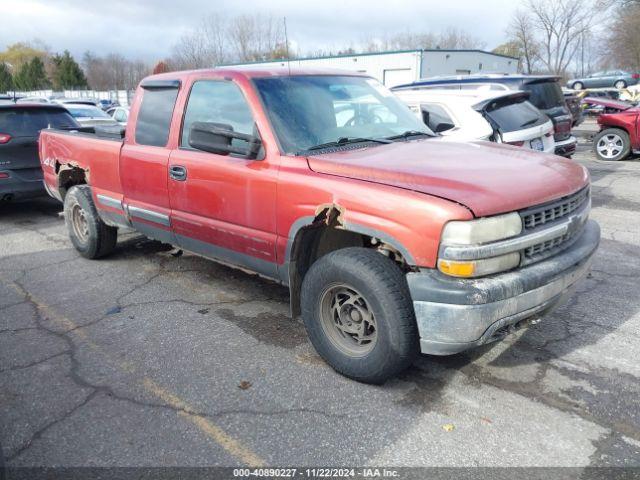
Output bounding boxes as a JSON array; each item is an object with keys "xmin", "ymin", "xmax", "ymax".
[{"xmin": 0, "ymin": 104, "xmax": 80, "ymax": 202}]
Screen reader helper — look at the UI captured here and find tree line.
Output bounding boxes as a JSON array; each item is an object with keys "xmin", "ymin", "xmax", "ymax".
[
  {"xmin": 0, "ymin": 41, "xmax": 150, "ymax": 93},
  {"xmin": 0, "ymin": 42, "xmax": 87, "ymax": 92}
]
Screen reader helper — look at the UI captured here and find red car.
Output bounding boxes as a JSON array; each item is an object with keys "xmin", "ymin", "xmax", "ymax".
[
  {"xmin": 39, "ymin": 68, "xmax": 599, "ymax": 383},
  {"xmin": 594, "ymin": 103, "xmax": 640, "ymax": 161}
]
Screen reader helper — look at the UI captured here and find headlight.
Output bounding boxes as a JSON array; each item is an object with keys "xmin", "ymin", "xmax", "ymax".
[
  {"xmin": 441, "ymin": 212, "xmax": 522, "ymax": 245},
  {"xmin": 438, "ymin": 212, "xmax": 523, "ymax": 278},
  {"xmin": 438, "ymin": 253, "xmax": 520, "ymax": 278}
]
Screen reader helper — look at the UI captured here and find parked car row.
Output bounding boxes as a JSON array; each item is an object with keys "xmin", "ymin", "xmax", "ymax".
[
  {"xmin": 393, "ymin": 74, "xmax": 577, "ymax": 157},
  {"xmin": 13, "ymin": 95, "xmax": 120, "ymax": 111}
]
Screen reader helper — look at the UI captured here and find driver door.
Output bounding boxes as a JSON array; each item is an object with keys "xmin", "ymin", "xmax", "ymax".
[{"xmin": 168, "ymin": 78, "xmax": 279, "ymax": 278}]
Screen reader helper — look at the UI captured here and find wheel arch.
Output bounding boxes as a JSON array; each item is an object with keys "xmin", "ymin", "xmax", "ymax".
[
  {"xmin": 283, "ymin": 206, "xmax": 416, "ymax": 317},
  {"xmin": 56, "ymin": 162, "xmax": 89, "ymax": 200}
]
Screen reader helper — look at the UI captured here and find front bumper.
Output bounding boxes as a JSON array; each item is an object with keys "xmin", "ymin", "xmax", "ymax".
[
  {"xmin": 407, "ymin": 220, "xmax": 600, "ymax": 355},
  {"xmin": 554, "ymin": 136, "xmax": 577, "ymax": 157},
  {"xmin": 0, "ymin": 168, "xmax": 46, "ymax": 200}
]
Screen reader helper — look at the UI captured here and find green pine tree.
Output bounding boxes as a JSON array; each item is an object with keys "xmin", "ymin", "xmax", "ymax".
[
  {"xmin": 0, "ymin": 63, "xmax": 13, "ymax": 93},
  {"xmin": 13, "ymin": 57, "xmax": 50, "ymax": 91},
  {"xmin": 52, "ymin": 50, "xmax": 87, "ymax": 90}
]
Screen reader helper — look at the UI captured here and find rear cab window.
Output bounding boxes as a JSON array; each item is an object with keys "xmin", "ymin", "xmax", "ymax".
[
  {"xmin": 135, "ymin": 87, "xmax": 179, "ymax": 147},
  {"xmin": 0, "ymin": 108, "xmax": 78, "ymax": 137}
]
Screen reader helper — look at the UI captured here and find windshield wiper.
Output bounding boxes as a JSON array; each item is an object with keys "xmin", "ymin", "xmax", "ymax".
[
  {"xmin": 385, "ymin": 130, "xmax": 433, "ymax": 141},
  {"xmin": 304, "ymin": 136, "xmax": 392, "ymax": 152}
]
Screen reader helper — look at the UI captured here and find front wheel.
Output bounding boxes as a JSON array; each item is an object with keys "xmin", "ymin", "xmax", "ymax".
[
  {"xmin": 572, "ymin": 81, "xmax": 584, "ymax": 90},
  {"xmin": 594, "ymin": 128, "xmax": 631, "ymax": 161},
  {"xmin": 64, "ymin": 185, "xmax": 118, "ymax": 259},
  {"xmin": 300, "ymin": 248, "xmax": 419, "ymax": 384}
]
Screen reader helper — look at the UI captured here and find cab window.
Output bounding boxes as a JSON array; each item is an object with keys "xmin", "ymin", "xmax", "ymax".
[
  {"xmin": 135, "ymin": 87, "xmax": 179, "ymax": 147},
  {"xmin": 181, "ymin": 80, "xmax": 255, "ymax": 149}
]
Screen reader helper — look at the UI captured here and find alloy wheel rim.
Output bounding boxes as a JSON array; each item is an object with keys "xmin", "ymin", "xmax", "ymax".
[
  {"xmin": 71, "ymin": 203, "xmax": 90, "ymax": 243},
  {"xmin": 597, "ymin": 134, "xmax": 623, "ymax": 159},
  {"xmin": 319, "ymin": 283, "xmax": 378, "ymax": 357}
]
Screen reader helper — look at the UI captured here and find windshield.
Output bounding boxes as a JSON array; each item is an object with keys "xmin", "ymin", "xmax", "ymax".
[
  {"xmin": 66, "ymin": 106, "xmax": 111, "ymax": 119},
  {"xmin": 253, "ymin": 75, "xmax": 431, "ymax": 154},
  {"xmin": 524, "ymin": 81, "xmax": 565, "ymax": 110}
]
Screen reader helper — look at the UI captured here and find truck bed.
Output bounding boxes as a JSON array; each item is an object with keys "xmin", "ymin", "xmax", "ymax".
[{"xmin": 39, "ymin": 128, "xmax": 125, "ymax": 202}]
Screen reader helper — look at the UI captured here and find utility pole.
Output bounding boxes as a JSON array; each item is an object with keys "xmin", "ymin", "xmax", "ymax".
[
  {"xmin": 581, "ymin": 30, "xmax": 585, "ymax": 77},
  {"xmin": 283, "ymin": 16, "xmax": 291, "ymax": 75}
]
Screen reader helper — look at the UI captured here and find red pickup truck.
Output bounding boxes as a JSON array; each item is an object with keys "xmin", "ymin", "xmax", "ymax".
[{"xmin": 39, "ymin": 68, "xmax": 600, "ymax": 383}]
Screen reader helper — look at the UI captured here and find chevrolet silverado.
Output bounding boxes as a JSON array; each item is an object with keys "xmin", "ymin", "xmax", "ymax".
[{"xmin": 39, "ymin": 68, "xmax": 600, "ymax": 383}]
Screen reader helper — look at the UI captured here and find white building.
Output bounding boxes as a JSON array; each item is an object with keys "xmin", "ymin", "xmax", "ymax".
[{"xmin": 225, "ymin": 49, "xmax": 519, "ymax": 88}]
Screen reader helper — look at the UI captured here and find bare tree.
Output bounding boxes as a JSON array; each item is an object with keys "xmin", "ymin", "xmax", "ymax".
[
  {"xmin": 228, "ymin": 14, "xmax": 286, "ymax": 62},
  {"xmin": 82, "ymin": 51, "xmax": 149, "ymax": 90},
  {"xmin": 170, "ymin": 14, "xmax": 228, "ymax": 69},
  {"xmin": 170, "ymin": 13, "xmax": 286, "ymax": 67},
  {"xmin": 526, "ymin": 0, "xmax": 594, "ymax": 75},
  {"xmin": 508, "ymin": 10, "xmax": 539, "ymax": 73},
  {"xmin": 356, "ymin": 28, "xmax": 483, "ymax": 54},
  {"xmin": 603, "ymin": 3, "xmax": 640, "ymax": 70},
  {"xmin": 437, "ymin": 27, "xmax": 487, "ymax": 50}
]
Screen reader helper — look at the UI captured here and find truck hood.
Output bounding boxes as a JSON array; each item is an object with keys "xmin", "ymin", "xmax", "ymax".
[{"xmin": 306, "ymin": 138, "xmax": 589, "ymax": 217}]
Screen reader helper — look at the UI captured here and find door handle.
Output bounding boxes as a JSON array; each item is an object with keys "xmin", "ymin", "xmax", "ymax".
[{"xmin": 169, "ymin": 165, "xmax": 187, "ymax": 181}]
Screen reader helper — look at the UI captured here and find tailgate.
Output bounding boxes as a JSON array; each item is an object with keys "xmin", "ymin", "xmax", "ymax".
[{"xmin": 0, "ymin": 135, "xmax": 39, "ymax": 170}]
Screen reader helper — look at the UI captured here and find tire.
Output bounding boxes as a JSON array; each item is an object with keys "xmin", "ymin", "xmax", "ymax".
[
  {"xmin": 572, "ymin": 81, "xmax": 584, "ymax": 90},
  {"xmin": 63, "ymin": 185, "xmax": 118, "ymax": 259},
  {"xmin": 614, "ymin": 80, "xmax": 627, "ymax": 90},
  {"xmin": 301, "ymin": 247, "xmax": 419, "ymax": 384},
  {"xmin": 593, "ymin": 128, "xmax": 631, "ymax": 161}
]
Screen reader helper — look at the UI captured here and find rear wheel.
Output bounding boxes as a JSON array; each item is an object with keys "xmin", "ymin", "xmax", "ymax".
[
  {"xmin": 301, "ymin": 248, "xmax": 419, "ymax": 384},
  {"xmin": 594, "ymin": 128, "xmax": 631, "ymax": 161},
  {"xmin": 64, "ymin": 185, "xmax": 118, "ymax": 258},
  {"xmin": 572, "ymin": 81, "xmax": 584, "ymax": 90},
  {"xmin": 614, "ymin": 80, "xmax": 627, "ymax": 90}
]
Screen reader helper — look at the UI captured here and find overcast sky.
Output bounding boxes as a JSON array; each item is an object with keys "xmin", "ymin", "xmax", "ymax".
[{"xmin": 0, "ymin": 0, "xmax": 520, "ymax": 61}]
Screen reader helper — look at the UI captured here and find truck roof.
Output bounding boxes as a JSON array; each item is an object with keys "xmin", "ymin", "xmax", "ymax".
[{"xmin": 141, "ymin": 66, "xmax": 370, "ymax": 84}]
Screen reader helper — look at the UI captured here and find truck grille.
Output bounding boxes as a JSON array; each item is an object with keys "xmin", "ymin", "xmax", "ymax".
[
  {"xmin": 520, "ymin": 187, "xmax": 590, "ymax": 264},
  {"xmin": 522, "ymin": 187, "xmax": 589, "ymax": 230}
]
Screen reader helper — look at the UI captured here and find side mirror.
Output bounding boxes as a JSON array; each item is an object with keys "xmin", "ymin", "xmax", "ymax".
[
  {"xmin": 189, "ymin": 121, "xmax": 262, "ymax": 159},
  {"xmin": 434, "ymin": 122, "xmax": 455, "ymax": 133}
]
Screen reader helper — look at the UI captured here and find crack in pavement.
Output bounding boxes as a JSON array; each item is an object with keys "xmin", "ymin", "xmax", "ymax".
[
  {"xmin": 5, "ymin": 390, "xmax": 100, "ymax": 462},
  {"xmin": 0, "ymin": 350, "xmax": 70, "ymax": 374}
]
